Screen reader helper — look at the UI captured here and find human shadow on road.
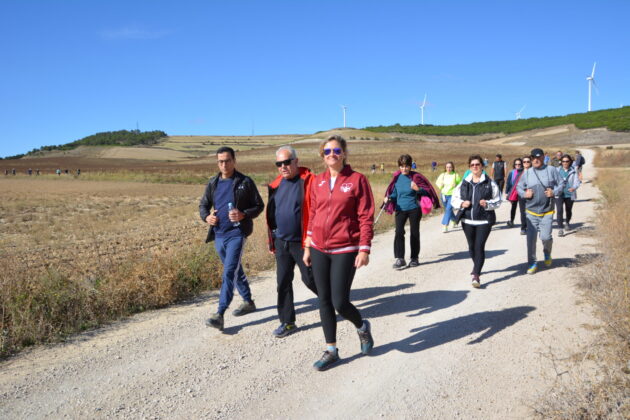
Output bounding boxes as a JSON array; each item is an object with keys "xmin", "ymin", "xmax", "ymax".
[
  {"xmin": 421, "ymin": 249, "xmax": 508, "ymax": 266},
  {"xmin": 222, "ymin": 283, "xmax": 415, "ymax": 335},
  {"xmin": 480, "ymin": 257, "xmax": 579, "ymax": 288},
  {"xmin": 356, "ymin": 290, "xmax": 469, "ymax": 319}
]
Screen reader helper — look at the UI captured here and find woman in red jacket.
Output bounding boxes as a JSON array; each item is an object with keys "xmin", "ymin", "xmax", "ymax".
[{"xmin": 303, "ymin": 135, "xmax": 375, "ymax": 371}]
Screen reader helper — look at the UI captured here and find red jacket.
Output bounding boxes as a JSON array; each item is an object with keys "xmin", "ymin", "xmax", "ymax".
[
  {"xmin": 266, "ymin": 167, "xmax": 313, "ymax": 252},
  {"xmin": 307, "ymin": 165, "xmax": 374, "ymax": 254}
]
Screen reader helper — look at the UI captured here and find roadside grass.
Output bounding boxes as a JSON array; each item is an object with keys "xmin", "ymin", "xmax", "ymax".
[{"xmin": 536, "ymin": 152, "xmax": 629, "ymax": 418}]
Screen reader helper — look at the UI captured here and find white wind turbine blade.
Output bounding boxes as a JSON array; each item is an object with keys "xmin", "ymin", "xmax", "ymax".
[
  {"xmin": 591, "ymin": 62, "xmax": 597, "ymax": 78},
  {"xmin": 518, "ymin": 105, "xmax": 526, "ymax": 114},
  {"xmin": 422, "ymin": 93, "xmax": 427, "ymax": 107}
]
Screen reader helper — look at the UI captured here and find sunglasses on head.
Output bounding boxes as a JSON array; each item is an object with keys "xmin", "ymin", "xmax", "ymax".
[
  {"xmin": 275, "ymin": 158, "xmax": 294, "ymax": 167},
  {"xmin": 323, "ymin": 147, "xmax": 342, "ymax": 156}
]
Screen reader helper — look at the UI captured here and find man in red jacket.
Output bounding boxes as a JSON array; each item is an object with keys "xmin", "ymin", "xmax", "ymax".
[{"xmin": 266, "ymin": 146, "xmax": 318, "ymax": 338}]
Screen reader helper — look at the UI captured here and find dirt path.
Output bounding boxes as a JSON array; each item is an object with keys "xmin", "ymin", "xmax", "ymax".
[{"xmin": 0, "ymin": 150, "xmax": 600, "ymax": 419}]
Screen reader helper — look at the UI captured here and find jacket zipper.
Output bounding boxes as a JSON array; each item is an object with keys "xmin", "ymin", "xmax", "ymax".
[{"xmin": 323, "ymin": 176, "xmax": 333, "ymax": 250}]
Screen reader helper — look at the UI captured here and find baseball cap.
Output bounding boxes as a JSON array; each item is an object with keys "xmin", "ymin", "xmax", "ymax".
[{"xmin": 530, "ymin": 148, "xmax": 544, "ymax": 158}]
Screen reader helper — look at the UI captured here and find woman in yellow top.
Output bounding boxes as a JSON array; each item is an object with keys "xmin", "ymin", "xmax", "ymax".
[{"xmin": 435, "ymin": 161, "xmax": 462, "ymax": 232}]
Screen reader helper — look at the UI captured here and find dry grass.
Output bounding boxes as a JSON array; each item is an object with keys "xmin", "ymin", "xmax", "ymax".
[{"xmin": 535, "ymin": 152, "xmax": 630, "ymax": 419}]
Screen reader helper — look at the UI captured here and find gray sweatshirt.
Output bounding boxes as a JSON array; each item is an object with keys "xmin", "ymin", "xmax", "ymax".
[{"xmin": 516, "ymin": 165, "xmax": 564, "ymax": 214}]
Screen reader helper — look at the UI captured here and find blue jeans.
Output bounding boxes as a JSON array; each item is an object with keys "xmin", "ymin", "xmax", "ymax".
[
  {"xmin": 214, "ymin": 235, "xmax": 252, "ymax": 314},
  {"xmin": 441, "ymin": 194, "xmax": 454, "ymax": 225}
]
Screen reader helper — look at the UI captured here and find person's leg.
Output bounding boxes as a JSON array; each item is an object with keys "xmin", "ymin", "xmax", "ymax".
[
  {"xmin": 565, "ymin": 198, "xmax": 574, "ymax": 225},
  {"xmin": 225, "ymin": 236, "xmax": 253, "ymax": 304},
  {"xmin": 526, "ymin": 214, "xmax": 540, "ymax": 266},
  {"xmin": 214, "ymin": 236, "xmax": 234, "ymax": 315},
  {"xmin": 497, "ymin": 179, "xmax": 505, "ymax": 193},
  {"xmin": 394, "ymin": 211, "xmax": 408, "ymax": 259},
  {"xmin": 473, "ymin": 224, "xmax": 492, "ymax": 274},
  {"xmin": 555, "ymin": 197, "xmax": 564, "ymax": 227},
  {"xmin": 329, "ymin": 252, "xmax": 363, "ymax": 329},
  {"xmin": 510, "ymin": 200, "xmax": 518, "ymax": 223},
  {"xmin": 310, "ymin": 248, "xmax": 336, "ymax": 344},
  {"xmin": 518, "ymin": 198, "xmax": 527, "ymax": 231},
  {"xmin": 288, "ymin": 241, "xmax": 318, "ymax": 296},
  {"xmin": 274, "ymin": 238, "xmax": 297, "ymax": 324},
  {"xmin": 441, "ymin": 195, "xmax": 452, "ymax": 225},
  {"xmin": 539, "ymin": 213, "xmax": 554, "ymax": 258},
  {"xmin": 462, "ymin": 222, "xmax": 477, "ymax": 271},
  {"xmin": 408, "ymin": 208, "xmax": 421, "ymax": 260}
]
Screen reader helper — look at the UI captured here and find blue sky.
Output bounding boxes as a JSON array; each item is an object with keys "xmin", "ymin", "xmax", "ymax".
[{"xmin": 1, "ymin": 0, "xmax": 629, "ymax": 157}]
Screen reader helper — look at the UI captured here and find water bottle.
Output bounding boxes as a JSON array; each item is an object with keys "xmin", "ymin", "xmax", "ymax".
[{"xmin": 227, "ymin": 202, "xmax": 240, "ymax": 227}]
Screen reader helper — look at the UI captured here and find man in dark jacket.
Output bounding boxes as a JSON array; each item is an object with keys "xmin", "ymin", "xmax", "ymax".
[
  {"xmin": 266, "ymin": 146, "xmax": 318, "ymax": 338},
  {"xmin": 490, "ymin": 154, "xmax": 506, "ymax": 193},
  {"xmin": 199, "ymin": 146, "xmax": 264, "ymax": 331}
]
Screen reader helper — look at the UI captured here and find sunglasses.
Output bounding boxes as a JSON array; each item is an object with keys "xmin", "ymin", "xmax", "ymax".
[
  {"xmin": 275, "ymin": 158, "xmax": 294, "ymax": 167},
  {"xmin": 323, "ymin": 147, "xmax": 343, "ymax": 156},
  {"xmin": 470, "ymin": 163, "xmax": 482, "ymax": 167},
  {"xmin": 515, "ymin": 163, "xmax": 522, "ymax": 166},
  {"xmin": 522, "ymin": 160, "xmax": 531, "ymax": 163},
  {"xmin": 561, "ymin": 160, "xmax": 571, "ymax": 163}
]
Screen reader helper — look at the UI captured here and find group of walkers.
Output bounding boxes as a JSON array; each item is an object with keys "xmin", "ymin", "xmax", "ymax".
[{"xmin": 198, "ymin": 138, "xmax": 583, "ymax": 371}]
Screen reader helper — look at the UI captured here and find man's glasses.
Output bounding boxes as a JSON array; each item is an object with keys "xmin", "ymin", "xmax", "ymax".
[
  {"xmin": 275, "ymin": 158, "xmax": 294, "ymax": 168},
  {"xmin": 218, "ymin": 159, "xmax": 233, "ymax": 165},
  {"xmin": 323, "ymin": 147, "xmax": 342, "ymax": 156}
]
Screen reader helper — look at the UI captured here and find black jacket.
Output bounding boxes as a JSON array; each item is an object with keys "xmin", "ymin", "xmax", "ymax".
[
  {"xmin": 459, "ymin": 175, "xmax": 498, "ymax": 224},
  {"xmin": 199, "ymin": 170, "xmax": 264, "ymax": 243}
]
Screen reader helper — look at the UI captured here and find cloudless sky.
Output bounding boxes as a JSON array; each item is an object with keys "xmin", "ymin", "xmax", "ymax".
[{"xmin": 1, "ymin": 0, "xmax": 629, "ymax": 157}]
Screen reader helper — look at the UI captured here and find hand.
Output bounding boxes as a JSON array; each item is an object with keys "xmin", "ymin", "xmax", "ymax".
[
  {"xmin": 354, "ymin": 251, "xmax": 369, "ymax": 268},
  {"xmin": 544, "ymin": 188, "xmax": 554, "ymax": 198},
  {"xmin": 383, "ymin": 196, "xmax": 389, "ymax": 203},
  {"xmin": 206, "ymin": 210, "xmax": 218, "ymax": 226},
  {"xmin": 568, "ymin": 188, "xmax": 575, "ymax": 192},
  {"xmin": 229, "ymin": 209, "xmax": 245, "ymax": 222},
  {"xmin": 479, "ymin": 199, "xmax": 487, "ymax": 208},
  {"xmin": 524, "ymin": 189, "xmax": 534, "ymax": 199},
  {"xmin": 410, "ymin": 181, "xmax": 420, "ymax": 191},
  {"xmin": 302, "ymin": 248, "xmax": 311, "ymax": 267},
  {"xmin": 461, "ymin": 200, "xmax": 471, "ymax": 208}
]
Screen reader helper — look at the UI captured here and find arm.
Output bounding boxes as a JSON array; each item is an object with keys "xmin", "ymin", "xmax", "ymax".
[
  {"xmin": 435, "ymin": 173, "xmax": 445, "ymax": 192},
  {"xmin": 484, "ymin": 180, "xmax": 503, "ymax": 210},
  {"xmin": 199, "ymin": 180, "xmax": 214, "ymax": 221},
  {"xmin": 450, "ymin": 182, "xmax": 464, "ymax": 209},
  {"xmin": 517, "ymin": 172, "xmax": 527, "ymax": 198},
  {"xmin": 551, "ymin": 168, "xmax": 564, "ymax": 197},
  {"xmin": 241, "ymin": 178, "xmax": 265, "ymax": 220}
]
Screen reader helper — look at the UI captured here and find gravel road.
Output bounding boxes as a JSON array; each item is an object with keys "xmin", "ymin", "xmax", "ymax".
[{"xmin": 0, "ymin": 150, "xmax": 600, "ymax": 419}]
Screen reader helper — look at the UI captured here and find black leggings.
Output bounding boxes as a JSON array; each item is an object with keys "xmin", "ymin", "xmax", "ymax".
[
  {"xmin": 311, "ymin": 248, "xmax": 363, "ymax": 343},
  {"xmin": 462, "ymin": 223, "xmax": 492, "ymax": 276},
  {"xmin": 509, "ymin": 198, "xmax": 526, "ymax": 230},
  {"xmin": 555, "ymin": 196, "xmax": 574, "ymax": 226}
]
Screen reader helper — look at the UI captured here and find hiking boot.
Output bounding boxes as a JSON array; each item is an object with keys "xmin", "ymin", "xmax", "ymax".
[
  {"xmin": 313, "ymin": 349, "xmax": 340, "ymax": 371},
  {"xmin": 392, "ymin": 258, "xmax": 406, "ymax": 270},
  {"xmin": 520, "ymin": 230, "xmax": 527, "ymax": 236},
  {"xmin": 205, "ymin": 313, "xmax": 224, "ymax": 331},
  {"xmin": 544, "ymin": 253, "xmax": 552, "ymax": 267},
  {"xmin": 471, "ymin": 274, "xmax": 481, "ymax": 289},
  {"xmin": 527, "ymin": 263, "xmax": 538, "ymax": 274},
  {"xmin": 232, "ymin": 300, "xmax": 256, "ymax": 317},
  {"xmin": 407, "ymin": 258, "xmax": 420, "ymax": 268},
  {"xmin": 357, "ymin": 320, "xmax": 374, "ymax": 355},
  {"xmin": 558, "ymin": 229, "xmax": 564, "ymax": 237},
  {"xmin": 273, "ymin": 322, "xmax": 298, "ymax": 338}
]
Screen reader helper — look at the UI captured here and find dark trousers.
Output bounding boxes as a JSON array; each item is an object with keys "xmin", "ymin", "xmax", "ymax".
[
  {"xmin": 555, "ymin": 196, "xmax": 574, "ymax": 227},
  {"xmin": 394, "ymin": 207, "xmax": 421, "ymax": 260},
  {"xmin": 462, "ymin": 222, "xmax": 492, "ymax": 275},
  {"xmin": 509, "ymin": 198, "xmax": 526, "ymax": 230},
  {"xmin": 311, "ymin": 248, "xmax": 363, "ymax": 344},
  {"xmin": 495, "ymin": 178, "xmax": 505, "ymax": 193},
  {"xmin": 274, "ymin": 238, "xmax": 318, "ymax": 324}
]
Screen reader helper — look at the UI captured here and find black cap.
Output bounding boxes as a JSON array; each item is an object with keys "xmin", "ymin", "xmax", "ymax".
[{"xmin": 531, "ymin": 148, "xmax": 544, "ymax": 158}]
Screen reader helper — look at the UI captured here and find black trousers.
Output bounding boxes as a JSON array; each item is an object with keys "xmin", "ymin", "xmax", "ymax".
[
  {"xmin": 310, "ymin": 248, "xmax": 363, "ymax": 344},
  {"xmin": 555, "ymin": 196, "xmax": 574, "ymax": 226},
  {"xmin": 462, "ymin": 222, "xmax": 492, "ymax": 276},
  {"xmin": 509, "ymin": 198, "xmax": 526, "ymax": 230},
  {"xmin": 494, "ymin": 178, "xmax": 505, "ymax": 193},
  {"xmin": 394, "ymin": 207, "xmax": 421, "ymax": 260},
  {"xmin": 274, "ymin": 238, "xmax": 318, "ymax": 324}
]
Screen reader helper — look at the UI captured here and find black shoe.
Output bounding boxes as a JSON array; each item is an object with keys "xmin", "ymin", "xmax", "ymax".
[
  {"xmin": 313, "ymin": 349, "xmax": 340, "ymax": 371},
  {"xmin": 392, "ymin": 258, "xmax": 406, "ymax": 270},
  {"xmin": 357, "ymin": 320, "xmax": 374, "ymax": 355},
  {"xmin": 507, "ymin": 221, "xmax": 514, "ymax": 228},
  {"xmin": 205, "ymin": 313, "xmax": 224, "ymax": 331},
  {"xmin": 520, "ymin": 230, "xmax": 527, "ymax": 236},
  {"xmin": 407, "ymin": 258, "xmax": 420, "ymax": 268},
  {"xmin": 232, "ymin": 300, "xmax": 256, "ymax": 316},
  {"xmin": 273, "ymin": 322, "xmax": 298, "ymax": 338}
]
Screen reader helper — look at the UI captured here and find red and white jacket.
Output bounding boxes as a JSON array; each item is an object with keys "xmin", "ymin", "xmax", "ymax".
[{"xmin": 307, "ymin": 165, "xmax": 374, "ymax": 254}]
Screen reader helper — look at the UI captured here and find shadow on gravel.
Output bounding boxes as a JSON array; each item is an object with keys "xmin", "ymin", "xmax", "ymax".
[
  {"xmin": 372, "ymin": 306, "xmax": 536, "ymax": 356},
  {"xmin": 356, "ymin": 290, "xmax": 469, "ymax": 319},
  {"xmin": 480, "ymin": 257, "xmax": 579, "ymax": 288},
  {"xmin": 421, "ymin": 249, "xmax": 508, "ymax": 266},
  {"xmin": 222, "ymin": 284, "xmax": 415, "ymax": 335}
]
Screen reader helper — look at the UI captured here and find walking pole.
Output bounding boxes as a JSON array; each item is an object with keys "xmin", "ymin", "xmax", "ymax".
[{"xmin": 374, "ymin": 203, "xmax": 386, "ymax": 225}]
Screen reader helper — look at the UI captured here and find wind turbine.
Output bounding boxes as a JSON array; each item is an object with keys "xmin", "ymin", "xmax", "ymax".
[
  {"xmin": 515, "ymin": 105, "xmax": 526, "ymax": 120},
  {"xmin": 586, "ymin": 62, "xmax": 597, "ymax": 112},
  {"xmin": 419, "ymin": 93, "xmax": 427, "ymax": 125},
  {"xmin": 340, "ymin": 105, "xmax": 348, "ymax": 128}
]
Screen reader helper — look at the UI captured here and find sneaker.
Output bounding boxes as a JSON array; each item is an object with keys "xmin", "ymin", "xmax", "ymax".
[
  {"xmin": 471, "ymin": 275, "xmax": 481, "ymax": 288},
  {"xmin": 506, "ymin": 221, "xmax": 514, "ymax": 228},
  {"xmin": 527, "ymin": 263, "xmax": 538, "ymax": 274},
  {"xmin": 392, "ymin": 258, "xmax": 406, "ymax": 270},
  {"xmin": 313, "ymin": 349, "xmax": 340, "ymax": 371},
  {"xmin": 520, "ymin": 230, "xmax": 527, "ymax": 236},
  {"xmin": 205, "ymin": 313, "xmax": 224, "ymax": 331},
  {"xmin": 273, "ymin": 322, "xmax": 298, "ymax": 338},
  {"xmin": 449, "ymin": 220, "xmax": 457, "ymax": 228},
  {"xmin": 443, "ymin": 225, "xmax": 448, "ymax": 233},
  {"xmin": 232, "ymin": 300, "xmax": 256, "ymax": 317},
  {"xmin": 558, "ymin": 229, "xmax": 564, "ymax": 237},
  {"xmin": 407, "ymin": 258, "xmax": 420, "ymax": 268},
  {"xmin": 357, "ymin": 320, "xmax": 374, "ymax": 355},
  {"xmin": 544, "ymin": 253, "xmax": 552, "ymax": 267}
]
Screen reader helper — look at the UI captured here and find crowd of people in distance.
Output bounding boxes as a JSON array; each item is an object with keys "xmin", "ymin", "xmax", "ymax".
[
  {"xmin": 197, "ymin": 139, "xmax": 585, "ymax": 371},
  {"xmin": 3, "ymin": 168, "xmax": 81, "ymax": 176}
]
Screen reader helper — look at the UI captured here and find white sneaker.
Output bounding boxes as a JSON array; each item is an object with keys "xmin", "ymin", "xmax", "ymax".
[{"xmin": 443, "ymin": 225, "xmax": 448, "ymax": 233}]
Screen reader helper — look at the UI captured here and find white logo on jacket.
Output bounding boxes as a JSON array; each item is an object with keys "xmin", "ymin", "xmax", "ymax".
[
  {"xmin": 318, "ymin": 180, "xmax": 326, "ymax": 187},
  {"xmin": 340, "ymin": 183, "xmax": 353, "ymax": 193}
]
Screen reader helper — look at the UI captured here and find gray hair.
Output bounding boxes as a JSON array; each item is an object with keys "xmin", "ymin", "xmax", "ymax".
[{"xmin": 276, "ymin": 145, "xmax": 297, "ymax": 159}]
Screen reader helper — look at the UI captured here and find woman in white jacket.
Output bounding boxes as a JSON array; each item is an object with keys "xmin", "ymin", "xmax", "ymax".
[{"xmin": 555, "ymin": 154, "xmax": 581, "ymax": 236}]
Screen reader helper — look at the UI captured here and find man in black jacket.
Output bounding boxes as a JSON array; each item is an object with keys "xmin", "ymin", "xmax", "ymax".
[{"xmin": 199, "ymin": 146, "xmax": 264, "ymax": 331}]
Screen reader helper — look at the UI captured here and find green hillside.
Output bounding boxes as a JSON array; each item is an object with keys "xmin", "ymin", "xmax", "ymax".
[{"xmin": 364, "ymin": 107, "xmax": 630, "ymax": 136}]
